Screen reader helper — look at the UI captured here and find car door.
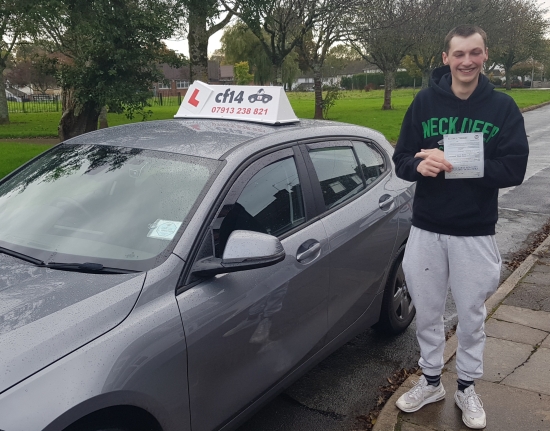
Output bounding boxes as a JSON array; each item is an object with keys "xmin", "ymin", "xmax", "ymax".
[
  {"xmin": 302, "ymin": 140, "xmax": 400, "ymax": 342},
  {"xmin": 176, "ymin": 148, "xmax": 330, "ymax": 431}
]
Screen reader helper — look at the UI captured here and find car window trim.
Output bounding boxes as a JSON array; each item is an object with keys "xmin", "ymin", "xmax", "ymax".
[
  {"xmin": 305, "ymin": 140, "xmax": 353, "ymax": 150},
  {"xmin": 352, "ymin": 139, "xmax": 390, "ymax": 174},
  {"xmin": 307, "ymin": 142, "xmax": 366, "ymax": 211},
  {"xmin": 300, "ymin": 140, "xmax": 391, "ymax": 219},
  {"xmin": 210, "ymin": 149, "xmax": 300, "ymax": 257},
  {"xmin": 177, "ymin": 146, "xmax": 317, "ymax": 291}
]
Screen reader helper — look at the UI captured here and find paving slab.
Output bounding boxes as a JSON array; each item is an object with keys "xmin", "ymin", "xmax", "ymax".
[
  {"xmin": 446, "ymin": 337, "xmax": 533, "ymax": 383},
  {"xmin": 485, "ymin": 318, "xmax": 548, "ymax": 346},
  {"xmin": 530, "ymin": 262, "xmax": 550, "ymax": 273},
  {"xmin": 400, "ymin": 372, "xmax": 550, "ymax": 431},
  {"xmin": 502, "ymin": 282, "xmax": 550, "ymax": 312},
  {"xmin": 493, "ymin": 305, "xmax": 550, "ymax": 332},
  {"xmin": 520, "ymin": 270, "xmax": 550, "ymax": 285},
  {"xmin": 501, "ymin": 347, "xmax": 550, "ymax": 396},
  {"xmin": 542, "ymin": 334, "xmax": 550, "ymax": 349}
]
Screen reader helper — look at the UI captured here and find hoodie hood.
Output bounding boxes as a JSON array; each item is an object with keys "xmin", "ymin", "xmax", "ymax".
[
  {"xmin": 429, "ymin": 65, "xmax": 495, "ymax": 103},
  {"xmin": 0, "ymin": 253, "xmax": 146, "ymax": 394}
]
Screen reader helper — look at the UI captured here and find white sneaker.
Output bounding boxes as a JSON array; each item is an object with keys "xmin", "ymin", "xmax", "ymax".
[
  {"xmin": 454, "ymin": 385, "xmax": 486, "ymax": 429},
  {"xmin": 395, "ymin": 375, "xmax": 446, "ymax": 413}
]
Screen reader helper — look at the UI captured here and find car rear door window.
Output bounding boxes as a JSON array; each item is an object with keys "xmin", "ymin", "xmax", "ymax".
[
  {"xmin": 353, "ymin": 141, "xmax": 386, "ymax": 186},
  {"xmin": 309, "ymin": 147, "xmax": 365, "ymax": 210}
]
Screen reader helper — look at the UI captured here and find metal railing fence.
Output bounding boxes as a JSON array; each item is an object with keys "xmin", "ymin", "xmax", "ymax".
[{"xmin": 6, "ymin": 92, "xmax": 185, "ymax": 113}]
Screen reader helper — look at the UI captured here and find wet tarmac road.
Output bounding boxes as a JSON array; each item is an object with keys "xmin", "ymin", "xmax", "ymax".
[{"xmin": 236, "ymin": 103, "xmax": 550, "ymax": 431}]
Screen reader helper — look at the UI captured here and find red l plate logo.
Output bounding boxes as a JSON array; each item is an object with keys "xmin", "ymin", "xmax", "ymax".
[{"xmin": 188, "ymin": 89, "xmax": 200, "ymax": 107}]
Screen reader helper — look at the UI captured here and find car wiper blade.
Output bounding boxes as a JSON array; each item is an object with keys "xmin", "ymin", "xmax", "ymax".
[
  {"xmin": 0, "ymin": 246, "xmax": 45, "ymax": 266},
  {"xmin": 44, "ymin": 262, "xmax": 139, "ymax": 274}
]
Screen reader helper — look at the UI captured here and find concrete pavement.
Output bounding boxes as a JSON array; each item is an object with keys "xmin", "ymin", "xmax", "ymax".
[{"xmin": 373, "ymin": 233, "xmax": 550, "ymax": 431}]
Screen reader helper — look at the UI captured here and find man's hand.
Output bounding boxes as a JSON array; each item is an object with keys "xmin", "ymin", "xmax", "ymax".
[{"xmin": 415, "ymin": 148, "xmax": 453, "ymax": 177}]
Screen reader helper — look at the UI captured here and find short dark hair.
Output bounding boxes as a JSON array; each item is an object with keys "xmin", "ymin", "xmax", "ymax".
[{"xmin": 444, "ymin": 25, "xmax": 487, "ymax": 53}]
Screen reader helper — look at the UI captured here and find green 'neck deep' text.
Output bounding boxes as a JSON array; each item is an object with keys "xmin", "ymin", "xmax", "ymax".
[{"xmin": 422, "ymin": 117, "xmax": 500, "ymax": 143}]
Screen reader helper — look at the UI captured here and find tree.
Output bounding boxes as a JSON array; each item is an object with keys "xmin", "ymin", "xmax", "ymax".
[
  {"xmin": 297, "ymin": 0, "xmax": 354, "ymax": 118},
  {"xmin": 349, "ymin": 0, "xmax": 416, "ymax": 110},
  {"xmin": 184, "ymin": 0, "xmax": 234, "ymax": 83},
  {"xmin": 0, "ymin": 0, "xmax": 41, "ymax": 124},
  {"xmin": 323, "ymin": 45, "xmax": 361, "ymax": 75},
  {"xmin": 5, "ymin": 44, "xmax": 57, "ymax": 95},
  {"xmin": 209, "ymin": 48, "xmax": 226, "ymax": 64},
  {"xmin": 539, "ymin": 39, "xmax": 550, "ymax": 82},
  {"xmin": 36, "ymin": 0, "xmax": 185, "ymax": 140},
  {"xmin": 282, "ymin": 49, "xmax": 300, "ymax": 89},
  {"xmin": 511, "ymin": 62, "xmax": 531, "ymax": 84},
  {"xmin": 404, "ymin": 0, "xmax": 509, "ymax": 88},
  {"xmin": 407, "ymin": 0, "xmax": 448, "ymax": 88},
  {"xmin": 234, "ymin": 61, "xmax": 254, "ymax": 84},
  {"xmin": 221, "ymin": 21, "xmax": 272, "ymax": 84},
  {"xmin": 223, "ymin": 0, "xmax": 322, "ymax": 85},
  {"xmin": 489, "ymin": 0, "xmax": 549, "ymax": 90}
]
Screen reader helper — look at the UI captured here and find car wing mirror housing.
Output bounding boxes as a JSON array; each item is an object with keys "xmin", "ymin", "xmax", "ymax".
[{"xmin": 192, "ymin": 230, "xmax": 285, "ymax": 277}]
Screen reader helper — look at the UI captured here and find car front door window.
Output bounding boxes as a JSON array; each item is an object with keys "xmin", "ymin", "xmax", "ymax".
[{"xmin": 217, "ymin": 157, "xmax": 305, "ymax": 255}]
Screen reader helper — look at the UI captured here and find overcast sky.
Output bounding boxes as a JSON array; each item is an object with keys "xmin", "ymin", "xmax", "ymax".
[{"xmin": 163, "ymin": 0, "xmax": 550, "ymax": 57}]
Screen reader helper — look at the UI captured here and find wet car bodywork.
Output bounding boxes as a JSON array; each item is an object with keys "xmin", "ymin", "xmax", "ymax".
[{"xmin": 0, "ymin": 118, "xmax": 414, "ymax": 431}]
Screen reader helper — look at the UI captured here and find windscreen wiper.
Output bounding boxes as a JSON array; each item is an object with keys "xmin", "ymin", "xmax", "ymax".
[
  {"xmin": 0, "ymin": 246, "xmax": 45, "ymax": 266},
  {"xmin": 44, "ymin": 262, "xmax": 139, "ymax": 274}
]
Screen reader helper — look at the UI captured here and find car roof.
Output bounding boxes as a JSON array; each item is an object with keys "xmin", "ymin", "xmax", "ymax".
[
  {"xmin": 61, "ymin": 119, "xmax": 323, "ymax": 159},
  {"xmin": 62, "ymin": 118, "xmax": 383, "ymax": 160}
]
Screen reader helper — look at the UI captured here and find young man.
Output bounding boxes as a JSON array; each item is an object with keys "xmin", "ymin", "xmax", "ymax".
[{"xmin": 392, "ymin": 25, "xmax": 528, "ymax": 429}]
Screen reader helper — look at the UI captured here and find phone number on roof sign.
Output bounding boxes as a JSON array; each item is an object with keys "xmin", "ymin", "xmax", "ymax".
[{"xmin": 211, "ymin": 106, "xmax": 269, "ymax": 116}]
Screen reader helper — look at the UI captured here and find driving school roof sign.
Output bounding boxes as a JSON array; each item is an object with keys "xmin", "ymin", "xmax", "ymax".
[{"xmin": 174, "ymin": 81, "xmax": 299, "ymax": 125}]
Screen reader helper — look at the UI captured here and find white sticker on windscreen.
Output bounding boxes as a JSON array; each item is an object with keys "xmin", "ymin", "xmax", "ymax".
[{"xmin": 147, "ymin": 219, "xmax": 182, "ymax": 240}]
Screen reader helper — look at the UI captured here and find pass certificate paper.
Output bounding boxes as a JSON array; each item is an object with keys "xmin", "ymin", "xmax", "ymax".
[{"xmin": 443, "ymin": 133, "xmax": 484, "ymax": 179}]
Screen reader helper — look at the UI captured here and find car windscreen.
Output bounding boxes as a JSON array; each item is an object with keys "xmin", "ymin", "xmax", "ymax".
[{"xmin": 0, "ymin": 144, "xmax": 219, "ymax": 271}]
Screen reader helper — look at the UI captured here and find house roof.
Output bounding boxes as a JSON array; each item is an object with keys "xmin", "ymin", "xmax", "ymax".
[
  {"xmin": 5, "ymin": 86, "xmax": 27, "ymax": 98},
  {"xmin": 341, "ymin": 60, "xmax": 377, "ymax": 75},
  {"xmin": 160, "ymin": 64, "xmax": 190, "ymax": 80}
]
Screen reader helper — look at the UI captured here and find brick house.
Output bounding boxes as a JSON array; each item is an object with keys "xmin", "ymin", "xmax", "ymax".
[{"xmin": 152, "ymin": 62, "xmax": 235, "ymax": 97}]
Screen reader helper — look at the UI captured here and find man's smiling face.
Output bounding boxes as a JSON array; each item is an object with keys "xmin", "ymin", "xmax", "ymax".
[{"xmin": 442, "ymin": 33, "xmax": 488, "ymax": 88}]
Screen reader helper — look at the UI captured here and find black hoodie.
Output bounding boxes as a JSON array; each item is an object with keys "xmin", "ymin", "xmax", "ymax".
[{"xmin": 393, "ymin": 65, "xmax": 529, "ymax": 236}]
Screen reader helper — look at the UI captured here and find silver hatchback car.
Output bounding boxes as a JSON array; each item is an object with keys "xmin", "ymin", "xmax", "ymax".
[{"xmin": 0, "ymin": 113, "xmax": 415, "ymax": 431}]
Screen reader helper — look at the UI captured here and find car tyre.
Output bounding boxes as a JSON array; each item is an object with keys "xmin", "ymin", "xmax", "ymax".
[{"xmin": 374, "ymin": 244, "xmax": 415, "ymax": 334}]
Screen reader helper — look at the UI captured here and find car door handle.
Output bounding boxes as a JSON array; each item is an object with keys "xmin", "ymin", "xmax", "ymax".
[
  {"xmin": 296, "ymin": 241, "xmax": 321, "ymax": 262},
  {"xmin": 378, "ymin": 194, "xmax": 395, "ymax": 210}
]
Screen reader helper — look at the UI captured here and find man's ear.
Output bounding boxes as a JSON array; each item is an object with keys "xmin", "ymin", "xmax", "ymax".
[
  {"xmin": 484, "ymin": 48, "xmax": 489, "ymax": 62},
  {"xmin": 442, "ymin": 52, "xmax": 449, "ymax": 65}
]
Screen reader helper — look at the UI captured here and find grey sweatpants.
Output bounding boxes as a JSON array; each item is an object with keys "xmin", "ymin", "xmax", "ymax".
[{"xmin": 403, "ymin": 226, "xmax": 501, "ymax": 381}]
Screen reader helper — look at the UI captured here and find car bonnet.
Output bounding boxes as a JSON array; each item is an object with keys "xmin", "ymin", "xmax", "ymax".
[{"xmin": 0, "ymin": 253, "xmax": 145, "ymax": 394}]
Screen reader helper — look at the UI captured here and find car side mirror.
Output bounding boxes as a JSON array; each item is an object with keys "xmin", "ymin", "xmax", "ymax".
[{"xmin": 192, "ymin": 230, "xmax": 285, "ymax": 277}]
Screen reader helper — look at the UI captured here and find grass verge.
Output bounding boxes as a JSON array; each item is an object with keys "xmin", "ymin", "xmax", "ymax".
[{"xmin": 2, "ymin": 88, "xmax": 549, "ymax": 142}]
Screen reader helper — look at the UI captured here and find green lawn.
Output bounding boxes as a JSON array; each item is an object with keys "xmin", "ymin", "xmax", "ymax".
[{"xmin": 2, "ymin": 88, "xmax": 549, "ymax": 143}]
